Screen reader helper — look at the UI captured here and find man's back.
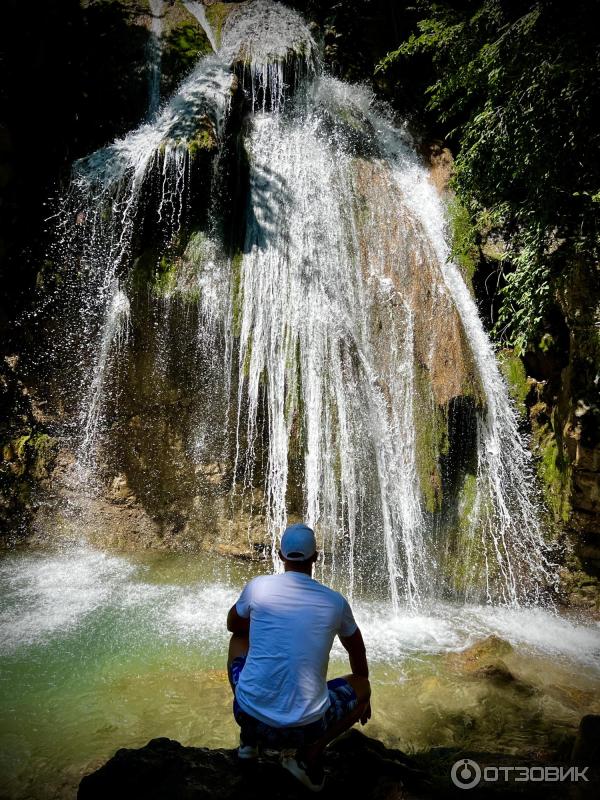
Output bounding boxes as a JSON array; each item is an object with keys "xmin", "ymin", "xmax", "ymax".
[{"xmin": 234, "ymin": 571, "xmax": 357, "ymax": 728}]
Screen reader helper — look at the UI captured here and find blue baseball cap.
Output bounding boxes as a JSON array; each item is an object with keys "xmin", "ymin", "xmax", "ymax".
[{"xmin": 280, "ymin": 523, "xmax": 317, "ymax": 561}]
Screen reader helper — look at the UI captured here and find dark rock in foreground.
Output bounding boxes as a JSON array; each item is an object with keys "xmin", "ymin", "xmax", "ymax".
[
  {"xmin": 78, "ymin": 718, "xmax": 600, "ymax": 800},
  {"xmin": 77, "ymin": 729, "xmax": 426, "ymax": 799}
]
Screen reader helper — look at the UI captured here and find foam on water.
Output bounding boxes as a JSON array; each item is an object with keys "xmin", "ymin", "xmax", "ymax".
[
  {"xmin": 164, "ymin": 583, "xmax": 238, "ymax": 645},
  {"xmin": 0, "ymin": 547, "xmax": 135, "ymax": 652},
  {"xmin": 1, "ymin": 547, "xmax": 598, "ymax": 674}
]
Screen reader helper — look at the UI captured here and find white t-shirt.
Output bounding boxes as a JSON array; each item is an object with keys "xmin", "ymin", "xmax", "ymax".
[{"xmin": 234, "ymin": 571, "xmax": 358, "ymax": 728}]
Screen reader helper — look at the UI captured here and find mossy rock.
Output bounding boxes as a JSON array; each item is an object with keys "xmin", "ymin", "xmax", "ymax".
[
  {"xmin": 205, "ymin": 2, "xmax": 239, "ymax": 49},
  {"xmin": 188, "ymin": 124, "xmax": 217, "ymax": 156},
  {"xmin": 532, "ymin": 410, "xmax": 571, "ymax": 524},
  {"xmin": 446, "ymin": 635, "xmax": 514, "ymax": 674},
  {"xmin": 161, "ymin": 21, "xmax": 212, "ymax": 96},
  {"xmin": 498, "ymin": 348, "xmax": 530, "ymax": 417},
  {"xmin": 413, "ymin": 363, "xmax": 448, "ymax": 513},
  {"xmin": 230, "ymin": 248, "xmax": 244, "ymax": 337}
]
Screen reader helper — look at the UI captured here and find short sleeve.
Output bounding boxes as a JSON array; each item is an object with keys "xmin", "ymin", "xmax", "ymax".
[
  {"xmin": 338, "ymin": 596, "xmax": 358, "ymax": 638},
  {"xmin": 235, "ymin": 580, "xmax": 254, "ymax": 619}
]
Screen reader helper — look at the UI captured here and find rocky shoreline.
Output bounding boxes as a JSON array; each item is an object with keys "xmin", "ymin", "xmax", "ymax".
[{"xmin": 78, "ymin": 722, "xmax": 599, "ymax": 800}]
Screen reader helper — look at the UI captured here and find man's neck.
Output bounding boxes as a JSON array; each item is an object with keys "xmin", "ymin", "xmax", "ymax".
[{"xmin": 283, "ymin": 563, "xmax": 313, "ymax": 577}]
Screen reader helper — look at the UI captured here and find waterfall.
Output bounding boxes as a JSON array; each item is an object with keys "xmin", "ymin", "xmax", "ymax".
[
  {"xmin": 60, "ymin": 54, "xmax": 234, "ymax": 474},
  {"xmin": 147, "ymin": 0, "xmax": 165, "ymax": 118},
  {"xmin": 232, "ymin": 103, "xmax": 425, "ymax": 606},
  {"xmin": 50, "ymin": 0, "xmax": 554, "ymax": 607},
  {"xmin": 220, "ymin": 0, "xmax": 318, "ymax": 112},
  {"xmin": 78, "ymin": 286, "xmax": 131, "ymax": 475},
  {"xmin": 183, "ymin": 1, "xmax": 219, "ymax": 53}
]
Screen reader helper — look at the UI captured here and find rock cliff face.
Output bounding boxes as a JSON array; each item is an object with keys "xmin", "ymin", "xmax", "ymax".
[
  {"xmin": 0, "ymin": 357, "xmax": 57, "ymax": 540},
  {"xmin": 0, "ymin": 0, "xmax": 220, "ymax": 542},
  {"xmin": 526, "ymin": 259, "xmax": 600, "ymax": 610}
]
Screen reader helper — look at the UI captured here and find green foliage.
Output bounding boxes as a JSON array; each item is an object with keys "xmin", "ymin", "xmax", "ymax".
[
  {"xmin": 447, "ymin": 196, "xmax": 478, "ymax": 288},
  {"xmin": 379, "ymin": 0, "xmax": 600, "ymax": 351}
]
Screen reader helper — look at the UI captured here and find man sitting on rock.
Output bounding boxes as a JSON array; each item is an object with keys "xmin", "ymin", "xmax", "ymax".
[{"xmin": 226, "ymin": 522, "xmax": 371, "ymax": 792}]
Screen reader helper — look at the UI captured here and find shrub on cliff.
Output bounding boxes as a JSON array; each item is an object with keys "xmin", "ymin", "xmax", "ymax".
[{"xmin": 378, "ymin": 0, "xmax": 600, "ymax": 353}]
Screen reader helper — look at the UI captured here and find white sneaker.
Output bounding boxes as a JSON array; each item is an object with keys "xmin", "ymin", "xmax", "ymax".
[
  {"xmin": 280, "ymin": 752, "xmax": 325, "ymax": 792},
  {"xmin": 237, "ymin": 741, "xmax": 259, "ymax": 760}
]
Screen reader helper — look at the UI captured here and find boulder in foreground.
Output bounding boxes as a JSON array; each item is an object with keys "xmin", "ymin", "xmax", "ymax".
[{"xmin": 77, "ymin": 729, "xmax": 425, "ymax": 799}]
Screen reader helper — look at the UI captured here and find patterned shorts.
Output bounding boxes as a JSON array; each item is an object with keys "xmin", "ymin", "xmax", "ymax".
[{"xmin": 229, "ymin": 656, "xmax": 358, "ymax": 749}]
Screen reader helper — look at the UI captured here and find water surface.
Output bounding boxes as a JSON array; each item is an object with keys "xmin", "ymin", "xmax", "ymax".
[{"xmin": 1, "ymin": 543, "xmax": 599, "ymax": 799}]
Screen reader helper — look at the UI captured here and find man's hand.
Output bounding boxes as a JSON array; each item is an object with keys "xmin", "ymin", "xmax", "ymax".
[{"xmin": 360, "ymin": 700, "xmax": 372, "ymax": 725}]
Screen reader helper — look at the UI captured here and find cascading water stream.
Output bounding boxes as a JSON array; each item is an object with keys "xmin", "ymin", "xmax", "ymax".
[
  {"xmin": 387, "ymin": 148, "xmax": 556, "ymax": 604},
  {"xmin": 220, "ymin": 0, "xmax": 318, "ymax": 113},
  {"xmin": 233, "ymin": 104, "xmax": 426, "ymax": 607},
  {"xmin": 51, "ymin": 0, "xmax": 554, "ymax": 607},
  {"xmin": 59, "ymin": 54, "xmax": 234, "ymax": 477},
  {"xmin": 183, "ymin": 1, "xmax": 219, "ymax": 53},
  {"xmin": 147, "ymin": 0, "xmax": 165, "ymax": 118}
]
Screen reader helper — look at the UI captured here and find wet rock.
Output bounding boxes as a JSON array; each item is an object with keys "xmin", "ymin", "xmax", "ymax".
[
  {"xmin": 422, "ymin": 140, "xmax": 454, "ymax": 196},
  {"xmin": 78, "ymin": 730, "xmax": 425, "ymax": 800},
  {"xmin": 446, "ymin": 639, "xmax": 537, "ymax": 696},
  {"xmin": 1, "ymin": 357, "xmax": 58, "ymax": 541},
  {"xmin": 446, "ymin": 636, "xmax": 513, "ymax": 674},
  {"xmin": 547, "ymin": 685, "xmax": 596, "ymax": 712},
  {"xmin": 571, "ymin": 714, "xmax": 600, "ymax": 765}
]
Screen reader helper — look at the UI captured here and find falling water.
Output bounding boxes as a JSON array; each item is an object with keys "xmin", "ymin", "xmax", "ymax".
[
  {"xmin": 220, "ymin": 0, "xmax": 318, "ymax": 112},
  {"xmin": 57, "ymin": 54, "xmax": 234, "ymax": 473},
  {"xmin": 78, "ymin": 287, "xmax": 131, "ymax": 475},
  {"xmin": 50, "ymin": 0, "xmax": 554, "ymax": 607},
  {"xmin": 183, "ymin": 1, "xmax": 219, "ymax": 53},
  {"xmin": 147, "ymin": 0, "xmax": 165, "ymax": 118}
]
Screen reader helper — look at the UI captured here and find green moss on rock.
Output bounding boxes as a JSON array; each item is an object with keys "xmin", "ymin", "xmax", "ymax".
[
  {"xmin": 443, "ymin": 472, "xmax": 488, "ymax": 596},
  {"xmin": 231, "ymin": 249, "xmax": 244, "ymax": 338},
  {"xmin": 188, "ymin": 127, "xmax": 217, "ymax": 156},
  {"xmin": 206, "ymin": 2, "xmax": 238, "ymax": 49},
  {"xmin": 448, "ymin": 196, "xmax": 479, "ymax": 289},
  {"xmin": 498, "ymin": 349, "xmax": 530, "ymax": 417},
  {"xmin": 530, "ymin": 404, "xmax": 571, "ymax": 524},
  {"xmin": 161, "ymin": 22, "xmax": 212, "ymax": 95},
  {"xmin": 413, "ymin": 364, "xmax": 448, "ymax": 513}
]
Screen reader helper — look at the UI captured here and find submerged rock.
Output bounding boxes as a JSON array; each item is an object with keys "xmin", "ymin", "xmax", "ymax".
[
  {"xmin": 446, "ymin": 635, "xmax": 514, "ymax": 674},
  {"xmin": 77, "ymin": 730, "xmax": 425, "ymax": 800}
]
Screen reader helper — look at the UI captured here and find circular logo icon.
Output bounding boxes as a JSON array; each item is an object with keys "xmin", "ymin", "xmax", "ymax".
[{"xmin": 451, "ymin": 759, "xmax": 482, "ymax": 790}]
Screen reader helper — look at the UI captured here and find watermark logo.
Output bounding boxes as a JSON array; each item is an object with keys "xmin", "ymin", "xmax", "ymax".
[
  {"xmin": 451, "ymin": 759, "xmax": 482, "ymax": 789},
  {"xmin": 451, "ymin": 759, "xmax": 589, "ymax": 790}
]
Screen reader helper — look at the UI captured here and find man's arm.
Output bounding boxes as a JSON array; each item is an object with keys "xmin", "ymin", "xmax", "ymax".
[
  {"xmin": 227, "ymin": 603, "xmax": 250, "ymax": 635},
  {"xmin": 339, "ymin": 626, "xmax": 369, "ymax": 678}
]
